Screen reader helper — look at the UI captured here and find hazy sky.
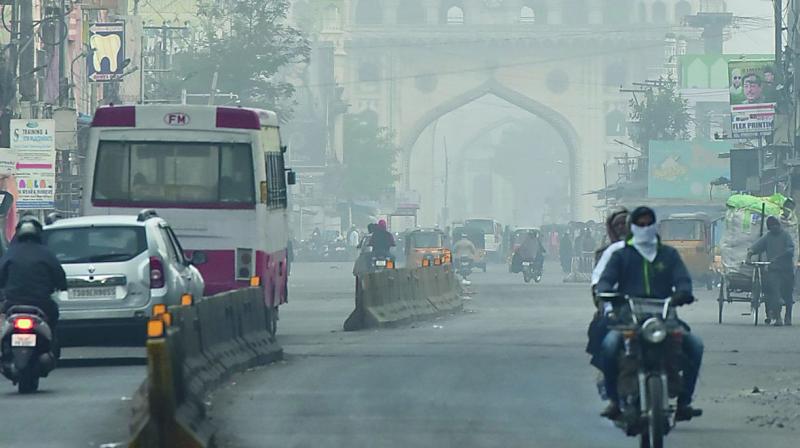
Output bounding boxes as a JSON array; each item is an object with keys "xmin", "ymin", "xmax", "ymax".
[{"xmin": 725, "ymin": 0, "xmax": 774, "ymax": 54}]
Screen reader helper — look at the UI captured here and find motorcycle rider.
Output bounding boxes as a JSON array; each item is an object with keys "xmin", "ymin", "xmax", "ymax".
[
  {"xmin": 586, "ymin": 208, "xmax": 629, "ymax": 370},
  {"xmin": 453, "ymin": 233, "xmax": 478, "ymax": 263},
  {"xmin": 0, "ymin": 216, "xmax": 67, "ymax": 335},
  {"xmin": 512, "ymin": 230, "xmax": 545, "ymax": 273},
  {"xmin": 596, "ymin": 206, "xmax": 703, "ymax": 422},
  {"xmin": 747, "ymin": 215, "xmax": 795, "ymax": 326},
  {"xmin": 369, "ymin": 219, "xmax": 395, "ymax": 258}
]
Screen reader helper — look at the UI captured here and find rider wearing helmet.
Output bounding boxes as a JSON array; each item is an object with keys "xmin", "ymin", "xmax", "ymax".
[
  {"xmin": 596, "ymin": 206, "xmax": 703, "ymax": 422},
  {"xmin": 0, "ymin": 216, "xmax": 67, "ymax": 328}
]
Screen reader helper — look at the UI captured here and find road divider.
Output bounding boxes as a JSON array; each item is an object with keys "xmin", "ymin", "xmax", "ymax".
[
  {"xmin": 564, "ymin": 252, "xmax": 594, "ymax": 283},
  {"xmin": 344, "ymin": 265, "xmax": 462, "ymax": 331},
  {"xmin": 128, "ymin": 288, "xmax": 282, "ymax": 448}
]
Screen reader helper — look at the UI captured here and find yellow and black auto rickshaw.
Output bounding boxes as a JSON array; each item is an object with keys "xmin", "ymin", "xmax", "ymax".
[
  {"xmin": 405, "ymin": 228, "xmax": 449, "ymax": 268},
  {"xmin": 659, "ymin": 213, "xmax": 714, "ymax": 289}
]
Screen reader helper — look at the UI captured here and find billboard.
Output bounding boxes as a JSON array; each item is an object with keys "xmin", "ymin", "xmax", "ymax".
[
  {"xmin": 87, "ymin": 22, "xmax": 125, "ymax": 82},
  {"xmin": 728, "ymin": 59, "xmax": 778, "ymax": 138},
  {"xmin": 10, "ymin": 119, "xmax": 56, "ymax": 209},
  {"xmin": 648, "ymin": 140, "xmax": 731, "ymax": 200}
]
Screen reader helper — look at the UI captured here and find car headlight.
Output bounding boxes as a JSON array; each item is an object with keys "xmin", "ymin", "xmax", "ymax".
[{"xmin": 641, "ymin": 317, "xmax": 667, "ymax": 344}]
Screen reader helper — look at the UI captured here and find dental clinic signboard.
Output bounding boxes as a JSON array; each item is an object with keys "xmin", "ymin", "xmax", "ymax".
[
  {"xmin": 87, "ymin": 22, "xmax": 125, "ymax": 82},
  {"xmin": 10, "ymin": 119, "xmax": 56, "ymax": 209}
]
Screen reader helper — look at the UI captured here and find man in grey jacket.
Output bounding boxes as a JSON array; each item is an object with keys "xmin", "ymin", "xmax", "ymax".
[{"xmin": 748, "ymin": 216, "xmax": 796, "ymax": 326}]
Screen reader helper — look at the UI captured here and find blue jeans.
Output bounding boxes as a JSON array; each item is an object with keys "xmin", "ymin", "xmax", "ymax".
[{"xmin": 600, "ymin": 330, "xmax": 703, "ymax": 406}]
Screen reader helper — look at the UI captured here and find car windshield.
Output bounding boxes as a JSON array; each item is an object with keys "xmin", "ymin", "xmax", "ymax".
[
  {"xmin": 411, "ymin": 233, "xmax": 442, "ymax": 248},
  {"xmin": 43, "ymin": 226, "xmax": 148, "ymax": 264}
]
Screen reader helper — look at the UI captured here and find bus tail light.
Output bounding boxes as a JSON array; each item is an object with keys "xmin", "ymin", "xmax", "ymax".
[
  {"xmin": 149, "ymin": 256, "xmax": 165, "ymax": 289},
  {"xmin": 236, "ymin": 248, "xmax": 254, "ymax": 281}
]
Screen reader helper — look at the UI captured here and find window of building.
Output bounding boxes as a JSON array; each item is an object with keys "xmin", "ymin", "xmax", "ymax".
[
  {"xmin": 520, "ymin": 6, "xmax": 536, "ymax": 23},
  {"xmin": 446, "ymin": 5, "xmax": 464, "ymax": 24}
]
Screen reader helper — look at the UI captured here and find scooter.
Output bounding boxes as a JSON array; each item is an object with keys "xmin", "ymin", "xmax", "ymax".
[
  {"xmin": 0, "ymin": 305, "xmax": 57, "ymax": 393},
  {"xmin": 457, "ymin": 256, "xmax": 473, "ymax": 280},
  {"xmin": 521, "ymin": 259, "xmax": 543, "ymax": 283}
]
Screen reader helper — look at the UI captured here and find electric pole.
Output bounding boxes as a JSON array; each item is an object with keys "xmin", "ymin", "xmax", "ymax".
[{"xmin": 18, "ymin": 0, "xmax": 35, "ymax": 106}]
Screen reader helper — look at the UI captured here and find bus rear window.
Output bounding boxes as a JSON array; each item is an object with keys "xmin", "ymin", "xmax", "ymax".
[
  {"xmin": 465, "ymin": 220, "xmax": 494, "ymax": 234},
  {"xmin": 660, "ymin": 221, "xmax": 703, "ymax": 241},
  {"xmin": 93, "ymin": 141, "xmax": 255, "ymax": 205}
]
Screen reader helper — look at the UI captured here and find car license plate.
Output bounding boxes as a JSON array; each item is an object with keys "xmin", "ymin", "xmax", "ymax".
[
  {"xmin": 11, "ymin": 333, "xmax": 36, "ymax": 347},
  {"xmin": 375, "ymin": 260, "xmax": 387, "ymax": 267},
  {"xmin": 69, "ymin": 286, "xmax": 116, "ymax": 299},
  {"xmin": 522, "ymin": 262, "xmax": 531, "ymax": 266}
]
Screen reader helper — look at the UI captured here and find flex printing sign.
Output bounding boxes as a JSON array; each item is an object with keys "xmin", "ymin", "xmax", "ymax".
[{"xmin": 87, "ymin": 22, "xmax": 125, "ymax": 82}]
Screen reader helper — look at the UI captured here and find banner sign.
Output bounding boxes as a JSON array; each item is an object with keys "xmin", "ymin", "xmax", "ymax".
[
  {"xmin": 648, "ymin": 139, "xmax": 732, "ymax": 200},
  {"xmin": 10, "ymin": 119, "xmax": 56, "ymax": 209},
  {"xmin": 728, "ymin": 59, "xmax": 778, "ymax": 138}
]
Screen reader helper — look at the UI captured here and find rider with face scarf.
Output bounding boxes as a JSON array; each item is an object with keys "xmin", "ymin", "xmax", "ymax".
[{"xmin": 595, "ymin": 206, "xmax": 703, "ymax": 422}]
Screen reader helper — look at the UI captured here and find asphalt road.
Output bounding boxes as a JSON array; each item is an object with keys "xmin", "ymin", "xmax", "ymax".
[
  {"xmin": 211, "ymin": 261, "xmax": 800, "ymax": 448},
  {"xmin": 0, "ymin": 347, "xmax": 145, "ymax": 448}
]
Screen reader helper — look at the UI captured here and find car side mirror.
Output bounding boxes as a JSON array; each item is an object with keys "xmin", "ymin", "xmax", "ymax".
[
  {"xmin": 189, "ymin": 251, "xmax": 208, "ymax": 266},
  {"xmin": 0, "ymin": 191, "xmax": 13, "ymax": 217}
]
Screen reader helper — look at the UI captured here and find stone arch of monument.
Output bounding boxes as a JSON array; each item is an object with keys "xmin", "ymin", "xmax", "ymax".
[{"xmin": 401, "ymin": 78, "xmax": 580, "ymax": 218}]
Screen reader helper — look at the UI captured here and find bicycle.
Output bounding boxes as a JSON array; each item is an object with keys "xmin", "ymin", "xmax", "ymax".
[{"xmin": 745, "ymin": 260, "xmax": 770, "ymax": 326}]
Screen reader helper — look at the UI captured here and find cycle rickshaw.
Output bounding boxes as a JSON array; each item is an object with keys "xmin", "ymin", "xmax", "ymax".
[{"xmin": 717, "ymin": 260, "xmax": 769, "ymax": 326}]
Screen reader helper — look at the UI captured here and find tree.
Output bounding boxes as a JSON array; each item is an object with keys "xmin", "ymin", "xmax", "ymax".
[
  {"xmin": 159, "ymin": 0, "xmax": 310, "ymax": 120},
  {"xmin": 340, "ymin": 111, "xmax": 398, "ymax": 201},
  {"xmin": 628, "ymin": 78, "xmax": 690, "ymax": 158}
]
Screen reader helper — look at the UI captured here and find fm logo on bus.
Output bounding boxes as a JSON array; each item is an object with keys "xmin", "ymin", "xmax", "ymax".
[{"xmin": 164, "ymin": 112, "xmax": 190, "ymax": 126}]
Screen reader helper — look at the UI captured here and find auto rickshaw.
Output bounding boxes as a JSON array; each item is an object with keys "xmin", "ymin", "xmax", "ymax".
[
  {"xmin": 452, "ymin": 226, "xmax": 486, "ymax": 272},
  {"xmin": 659, "ymin": 213, "xmax": 714, "ymax": 289},
  {"xmin": 405, "ymin": 228, "xmax": 449, "ymax": 268}
]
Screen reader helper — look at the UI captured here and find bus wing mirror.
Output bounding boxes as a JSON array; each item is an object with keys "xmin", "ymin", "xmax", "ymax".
[
  {"xmin": 286, "ymin": 170, "xmax": 297, "ymax": 186},
  {"xmin": 281, "ymin": 145, "xmax": 288, "ymax": 154},
  {"xmin": 0, "ymin": 191, "xmax": 13, "ymax": 217}
]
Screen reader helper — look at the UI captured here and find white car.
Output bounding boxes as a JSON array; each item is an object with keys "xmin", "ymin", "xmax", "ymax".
[{"xmin": 43, "ymin": 210, "xmax": 205, "ymax": 345}]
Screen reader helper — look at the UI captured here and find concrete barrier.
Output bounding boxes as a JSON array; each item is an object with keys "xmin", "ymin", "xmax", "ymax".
[
  {"xmin": 563, "ymin": 251, "xmax": 594, "ymax": 283},
  {"xmin": 128, "ymin": 288, "xmax": 282, "ymax": 448},
  {"xmin": 344, "ymin": 265, "xmax": 462, "ymax": 331}
]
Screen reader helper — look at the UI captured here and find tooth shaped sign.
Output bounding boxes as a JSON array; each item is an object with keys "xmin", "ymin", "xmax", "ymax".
[
  {"xmin": 87, "ymin": 22, "xmax": 126, "ymax": 82},
  {"xmin": 90, "ymin": 34, "xmax": 122, "ymax": 72}
]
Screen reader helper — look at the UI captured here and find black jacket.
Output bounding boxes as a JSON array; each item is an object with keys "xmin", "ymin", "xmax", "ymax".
[
  {"xmin": 0, "ymin": 238, "xmax": 67, "ymax": 303},
  {"xmin": 596, "ymin": 240, "xmax": 692, "ymax": 299},
  {"xmin": 370, "ymin": 229, "xmax": 396, "ymax": 257}
]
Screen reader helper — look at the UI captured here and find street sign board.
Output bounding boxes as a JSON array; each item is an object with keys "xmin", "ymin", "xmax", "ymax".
[
  {"xmin": 87, "ymin": 22, "xmax": 125, "ymax": 83},
  {"xmin": 10, "ymin": 119, "xmax": 56, "ymax": 209}
]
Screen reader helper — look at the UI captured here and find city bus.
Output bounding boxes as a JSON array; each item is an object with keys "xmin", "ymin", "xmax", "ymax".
[{"xmin": 82, "ymin": 104, "xmax": 292, "ymax": 334}]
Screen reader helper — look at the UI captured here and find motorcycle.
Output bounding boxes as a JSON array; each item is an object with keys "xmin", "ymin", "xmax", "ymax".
[
  {"xmin": 1, "ymin": 305, "xmax": 57, "ymax": 393},
  {"xmin": 457, "ymin": 256, "xmax": 473, "ymax": 280},
  {"xmin": 598, "ymin": 293, "xmax": 701, "ymax": 448},
  {"xmin": 521, "ymin": 259, "xmax": 542, "ymax": 283}
]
